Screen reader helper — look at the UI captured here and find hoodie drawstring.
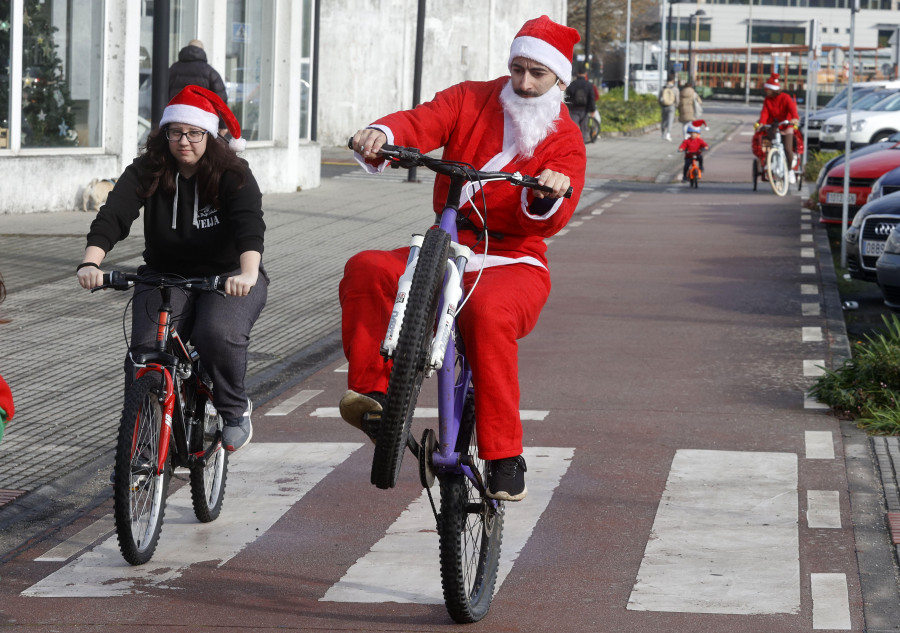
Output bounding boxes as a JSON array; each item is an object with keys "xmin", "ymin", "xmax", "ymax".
[{"xmin": 171, "ymin": 178, "xmax": 200, "ymax": 230}]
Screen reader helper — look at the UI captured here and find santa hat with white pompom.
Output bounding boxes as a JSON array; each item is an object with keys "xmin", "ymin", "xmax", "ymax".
[{"xmin": 159, "ymin": 85, "xmax": 246, "ymax": 152}]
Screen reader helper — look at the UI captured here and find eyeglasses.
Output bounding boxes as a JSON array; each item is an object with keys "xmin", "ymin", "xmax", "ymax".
[{"xmin": 165, "ymin": 128, "xmax": 208, "ymax": 143}]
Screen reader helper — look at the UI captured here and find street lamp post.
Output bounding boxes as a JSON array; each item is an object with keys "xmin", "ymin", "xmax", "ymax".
[
  {"xmin": 687, "ymin": 10, "xmax": 706, "ymax": 85},
  {"xmin": 665, "ymin": 0, "xmax": 682, "ymax": 76}
]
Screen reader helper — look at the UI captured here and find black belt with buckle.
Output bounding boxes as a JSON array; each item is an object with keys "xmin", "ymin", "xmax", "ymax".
[{"xmin": 456, "ymin": 215, "xmax": 504, "ymax": 241}]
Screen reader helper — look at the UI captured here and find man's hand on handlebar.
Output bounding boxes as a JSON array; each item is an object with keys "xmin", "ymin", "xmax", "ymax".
[
  {"xmin": 352, "ymin": 128, "xmax": 388, "ymax": 160},
  {"xmin": 533, "ymin": 169, "xmax": 571, "ymax": 199}
]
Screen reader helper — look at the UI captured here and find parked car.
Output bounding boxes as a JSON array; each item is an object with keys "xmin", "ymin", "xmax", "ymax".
[
  {"xmin": 818, "ymin": 145, "xmax": 900, "ymax": 223},
  {"xmin": 814, "ymin": 133, "xmax": 900, "ymax": 191},
  {"xmin": 803, "ymin": 88, "xmax": 894, "ymax": 150},
  {"xmin": 844, "ymin": 190, "xmax": 900, "ymax": 281},
  {"xmin": 868, "ymin": 162, "xmax": 900, "ymax": 202},
  {"xmin": 876, "ymin": 223, "xmax": 900, "ymax": 309},
  {"xmin": 819, "ymin": 91, "xmax": 900, "ymax": 150}
]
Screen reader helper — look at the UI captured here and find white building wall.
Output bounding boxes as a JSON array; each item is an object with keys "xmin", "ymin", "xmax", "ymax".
[{"xmin": 316, "ymin": 0, "xmax": 568, "ymax": 148}]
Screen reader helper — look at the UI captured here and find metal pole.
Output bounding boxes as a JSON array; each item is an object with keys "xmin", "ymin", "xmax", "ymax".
[
  {"xmin": 659, "ymin": 0, "xmax": 667, "ymax": 92},
  {"xmin": 624, "ymin": 0, "xmax": 632, "ymax": 100},
  {"xmin": 665, "ymin": 1, "xmax": 673, "ymax": 75},
  {"xmin": 407, "ymin": 0, "xmax": 426, "ymax": 183},
  {"xmin": 687, "ymin": 15, "xmax": 694, "ymax": 84},
  {"xmin": 151, "ymin": 0, "xmax": 170, "ymax": 128},
  {"xmin": 744, "ymin": 0, "xmax": 752, "ymax": 105},
  {"xmin": 310, "ymin": 0, "xmax": 320, "ymax": 141},
  {"xmin": 586, "ymin": 0, "xmax": 592, "ymax": 76},
  {"xmin": 841, "ymin": 4, "xmax": 858, "ymax": 268}
]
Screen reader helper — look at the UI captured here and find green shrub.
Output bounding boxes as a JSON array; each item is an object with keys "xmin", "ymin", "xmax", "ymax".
[
  {"xmin": 804, "ymin": 149, "xmax": 841, "ymax": 182},
  {"xmin": 596, "ymin": 88, "xmax": 659, "ymax": 133},
  {"xmin": 810, "ymin": 314, "xmax": 900, "ymax": 434}
]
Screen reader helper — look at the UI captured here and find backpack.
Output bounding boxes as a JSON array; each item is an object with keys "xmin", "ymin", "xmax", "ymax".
[
  {"xmin": 659, "ymin": 85, "xmax": 676, "ymax": 107},
  {"xmin": 568, "ymin": 80, "xmax": 590, "ymax": 107}
]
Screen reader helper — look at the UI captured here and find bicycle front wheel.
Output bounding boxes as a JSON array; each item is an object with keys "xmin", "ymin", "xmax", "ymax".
[
  {"xmin": 190, "ymin": 393, "xmax": 228, "ymax": 522},
  {"xmin": 439, "ymin": 396, "xmax": 503, "ymax": 623},
  {"xmin": 767, "ymin": 147, "xmax": 789, "ymax": 197},
  {"xmin": 113, "ymin": 373, "xmax": 171, "ymax": 565},
  {"xmin": 372, "ymin": 227, "xmax": 451, "ymax": 489}
]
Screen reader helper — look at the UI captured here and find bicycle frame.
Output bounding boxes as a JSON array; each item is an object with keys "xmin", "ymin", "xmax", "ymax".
[{"xmin": 129, "ymin": 284, "xmax": 215, "ymax": 475}]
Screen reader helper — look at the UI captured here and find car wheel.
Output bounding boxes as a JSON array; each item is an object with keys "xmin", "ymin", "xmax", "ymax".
[{"xmin": 870, "ymin": 131, "xmax": 896, "ymax": 144}]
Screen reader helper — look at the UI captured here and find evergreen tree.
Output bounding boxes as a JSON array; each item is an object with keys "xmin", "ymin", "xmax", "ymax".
[{"xmin": 20, "ymin": 0, "xmax": 76, "ymax": 147}]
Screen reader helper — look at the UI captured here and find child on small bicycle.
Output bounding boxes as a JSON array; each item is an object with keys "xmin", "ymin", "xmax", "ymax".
[
  {"xmin": 75, "ymin": 86, "xmax": 267, "ymax": 453},
  {"xmin": 678, "ymin": 120, "xmax": 709, "ymax": 182}
]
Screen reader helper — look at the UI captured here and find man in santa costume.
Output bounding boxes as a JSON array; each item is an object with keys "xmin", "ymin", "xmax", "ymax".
[
  {"xmin": 339, "ymin": 15, "xmax": 586, "ymax": 502},
  {"xmin": 758, "ymin": 73, "xmax": 800, "ymax": 183}
]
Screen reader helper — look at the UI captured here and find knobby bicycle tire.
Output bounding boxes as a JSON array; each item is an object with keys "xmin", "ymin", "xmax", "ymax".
[
  {"xmin": 113, "ymin": 373, "xmax": 171, "ymax": 565},
  {"xmin": 372, "ymin": 227, "xmax": 450, "ymax": 489},
  {"xmin": 439, "ymin": 394, "xmax": 503, "ymax": 623},
  {"xmin": 767, "ymin": 147, "xmax": 789, "ymax": 197},
  {"xmin": 189, "ymin": 385, "xmax": 228, "ymax": 523}
]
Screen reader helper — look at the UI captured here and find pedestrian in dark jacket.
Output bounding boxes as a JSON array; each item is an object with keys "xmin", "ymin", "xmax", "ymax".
[{"xmin": 169, "ymin": 40, "xmax": 229, "ymax": 133}]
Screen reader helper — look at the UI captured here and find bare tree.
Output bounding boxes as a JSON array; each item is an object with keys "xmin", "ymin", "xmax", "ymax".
[{"xmin": 568, "ymin": 0, "xmax": 660, "ymax": 68}]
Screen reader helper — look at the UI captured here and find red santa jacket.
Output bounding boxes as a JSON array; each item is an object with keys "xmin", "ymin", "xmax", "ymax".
[
  {"xmin": 361, "ymin": 76, "xmax": 586, "ymax": 269},
  {"xmin": 759, "ymin": 92, "xmax": 799, "ymax": 126},
  {"xmin": 678, "ymin": 137, "xmax": 709, "ymax": 155}
]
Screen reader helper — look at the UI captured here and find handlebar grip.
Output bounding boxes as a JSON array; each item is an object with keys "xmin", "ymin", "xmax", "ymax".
[{"xmin": 564, "ymin": 186, "xmax": 573, "ymax": 199}]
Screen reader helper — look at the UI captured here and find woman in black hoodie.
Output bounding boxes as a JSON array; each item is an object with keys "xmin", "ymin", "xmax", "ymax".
[{"xmin": 76, "ymin": 86, "xmax": 266, "ymax": 452}]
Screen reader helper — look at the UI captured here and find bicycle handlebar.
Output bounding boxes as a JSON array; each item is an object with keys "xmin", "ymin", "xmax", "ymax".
[
  {"xmin": 92, "ymin": 271, "xmax": 227, "ymax": 294},
  {"xmin": 349, "ymin": 139, "xmax": 573, "ymax": 198}
]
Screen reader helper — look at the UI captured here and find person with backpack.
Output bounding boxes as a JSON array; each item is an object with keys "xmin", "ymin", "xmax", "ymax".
[
  {"xmin": 658, "ymin": 74, "xmax": 679, "ymax": 141},
  {"xmin": 565, "ymin": 69, "xmax": 597, "ymax": 144}
]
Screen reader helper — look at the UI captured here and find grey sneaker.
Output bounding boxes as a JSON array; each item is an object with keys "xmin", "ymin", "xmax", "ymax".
[
  {"xmin": 486, "ymin": 455, "xmax": 528, "ymax": 501},
  {"xmin": 223, "ymin": 400, "xmax": 253, "ymax": 452},
  {"xmin": 338, "ymin": 390, "xmax": 385, "ymax": 443}
]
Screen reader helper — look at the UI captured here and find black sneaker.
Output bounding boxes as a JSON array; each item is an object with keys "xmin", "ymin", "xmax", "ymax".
[
  {"xmin": 223, "ymin": 400, "xmax": 253, "ymax": 452},
  {"xmin": 338, "ymin": 390, "xmax": 386, "ymax": 443},
  {"xmin": 486, "ymin": 455, "xmax": 528, "ymax": 501}
]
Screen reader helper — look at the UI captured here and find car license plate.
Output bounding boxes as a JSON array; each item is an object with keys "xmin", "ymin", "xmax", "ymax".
[
  {"xmin": 826, "ymin": 192, "xmax": 857, "ymax": 204},
  {"xmin": 863, "ymin": 240, "xmax": 886, "ymax": 257}
]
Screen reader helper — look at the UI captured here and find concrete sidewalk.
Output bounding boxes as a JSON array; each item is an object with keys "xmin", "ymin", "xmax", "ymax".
[{"xmin": 0, "ymin": 109, "xmax": 744, "ymax": 550}]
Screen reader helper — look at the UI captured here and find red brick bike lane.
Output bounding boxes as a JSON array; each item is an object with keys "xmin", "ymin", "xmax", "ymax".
[{"xmin": 0, "ymin": 135, "xmax": 892, "ymax": 631}]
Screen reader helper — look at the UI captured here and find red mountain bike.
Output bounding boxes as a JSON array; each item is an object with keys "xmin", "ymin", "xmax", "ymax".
[{"xmin": 93, "ymin": 271, "xmax": 229, "ymax": 565}]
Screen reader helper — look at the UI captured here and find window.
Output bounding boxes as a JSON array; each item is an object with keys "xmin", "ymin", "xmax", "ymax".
[
  {"xmin": 753, "ymin": 25, "xmax": 806, "ymax": 45},
  {"xmin": 13, "ymin": 0, "xmax": 104, "ymax": 149},
  {"xmin": 298, "ymin": 0, "xmax": 313, "ymax": 140},
  {"xmin": 226, "ymin": 0, "xmax": 275, "ymax": 142},
  {"xmin": 138, "ymin": 0, "xmax": 197, "ymax": 144},
  {"xmin": 879, "ymin": 29, "xmax": 899, "ymax": 48}
]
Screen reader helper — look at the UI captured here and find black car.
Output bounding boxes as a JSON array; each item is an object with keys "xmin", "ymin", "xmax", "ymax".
[
  {"xmin": 845, "ymin": 190, "xmax": 900, "ymax": 282},
  {"xmin": 876, "ymin": 224, "xmax": 900, "ymax": 309}
]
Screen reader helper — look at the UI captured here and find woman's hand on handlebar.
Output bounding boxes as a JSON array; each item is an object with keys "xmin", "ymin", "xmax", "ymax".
[
  {"xmin": 533, "ymin": 169, "xmax": 571, "ymax": 200},
  {"xmin": 351, "ymin": 128, "xmax": 388, "ymax": 160},
  {"xmin": 77, "ymin": 265, "xmax": 105, "ymax": 290}
]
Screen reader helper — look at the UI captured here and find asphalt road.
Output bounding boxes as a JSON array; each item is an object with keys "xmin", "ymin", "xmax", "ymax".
[{"xmin": 1, "ymin": 109, "xmax": 899, "ymax": 631}]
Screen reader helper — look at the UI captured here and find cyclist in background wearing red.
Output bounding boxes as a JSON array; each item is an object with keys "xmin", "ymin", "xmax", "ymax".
[
  {"xmin": 75, "ymin": 86, "xmax": 267, "ymax": 453},
  {"xmin": 340, "ymin": 15, "xmax": 586, "ymax": 502},
  {"xmin": 758, "ymin": 73, "xmax": 800, "ymax": 183},
  {"xmin": 678, "ymin": 120, "xmax": 710, "ymax": 181}
]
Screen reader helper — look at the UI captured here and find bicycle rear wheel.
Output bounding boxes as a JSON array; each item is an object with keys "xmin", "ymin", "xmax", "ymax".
[
  {"xmin": 189, "ymin": 391, "xmax": 227, "ymax": 522},
  {"xmin": 767, "ymin": 148, "xmax": 789, "ymax": 197},
  {"xmin": 372, "ymin": 227, "xmax": 450, "ymax": 489},
  {"xmin": 113, "ymin": 373, "xmax": 171, "ymax": 565},
  {"xmin": 439, "ymin": 395, "xmax": 503, "ymax": 623}
]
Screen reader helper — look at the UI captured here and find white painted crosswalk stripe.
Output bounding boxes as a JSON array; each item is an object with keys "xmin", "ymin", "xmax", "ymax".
[
  {"xmin": 807, "ymin": 490, "xmax": 841, "ymax": 529},
  {"xmin": 310, "ymin": 407, "xmax": 550, "ymax": 421},
  {"xmin": 22, "ymin": 443, "xmax": 360, "ymax": 598},
  {"xmin": 811, "ymin": 573, "xmax": 852, "ymax": 629},
  {"xmin": 264, "ymin": 389, "xmax": 324, "ymax": 416},
  {"xmin": 322, "ymin": 446, "xmax": 574, "ymax": 604},
  {"xmin": 627, "ymin": 449, "xmax": 800, "ymax": 615}
]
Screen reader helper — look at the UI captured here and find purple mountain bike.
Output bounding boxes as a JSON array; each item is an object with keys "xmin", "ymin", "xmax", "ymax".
[{"xmin": 356, "ymin": 142, "xmax": 571, "ymax": 622}]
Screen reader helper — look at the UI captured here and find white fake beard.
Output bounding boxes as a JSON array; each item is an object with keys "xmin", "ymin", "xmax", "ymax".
[{"xmin": 500, "ymin": 79, "xmax": 563, "ymax": 158}]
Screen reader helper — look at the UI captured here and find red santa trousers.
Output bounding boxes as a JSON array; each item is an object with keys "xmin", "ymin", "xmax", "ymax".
[{"xmin": 339, "ymin": 246, "xmax": 551, "ymax": 461}]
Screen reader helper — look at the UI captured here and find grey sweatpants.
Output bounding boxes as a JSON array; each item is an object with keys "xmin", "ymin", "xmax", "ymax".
[{"xmin": 125, "ymin": 265, "xmax": 269, "ymax": 420}]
